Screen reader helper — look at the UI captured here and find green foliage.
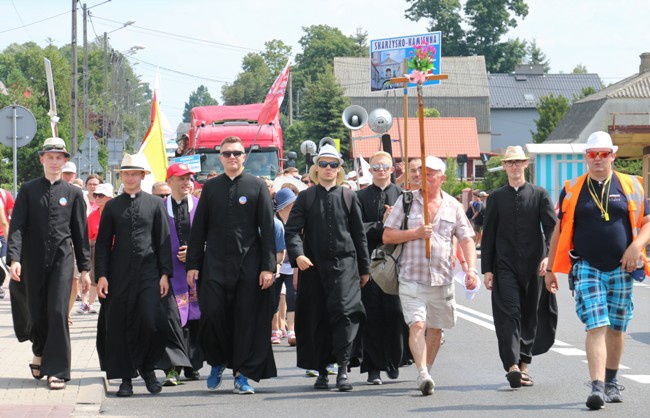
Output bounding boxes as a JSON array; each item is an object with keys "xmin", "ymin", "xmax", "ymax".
[
  {"xmin": 422, "ymin": 108, "xmax": 441, "ymax": 118},
  {"xmin": 282, "ymin": 120, "xmax": 309, "ymax": 172},
  {"xmin": 221, "ymin": 53, "xmax": 272, "ymax": 105},
  {"xmin": 293, "ymin": 25, "xmax": 367, "ymax": 90},
  {"xmin": 300, "ymin": 67, "xmax": 350, "ymax": 156},
  {"xmin": 526, "ymin": 39, "xmax": 550, "ymax": 73},
  {"xmin": 614, "ymin": 158, "xmax": 643, "ymax": 176},
  {"xmin": 531, "ymin": 93, "xmax": 571, "ymax": 143},
  {"xmin": 183, "ymin": 85, "xmax": 219, "ymax": 122},
  {"xmin": 441, "ymin": 157, "xmax": 475, "ymax": 196},
  {"xmin": 480, "ymin": 156, "xmax": 508, "ymax": 191},
  {"xmin": 404, "ymin": 0, "xmax": 534, "ymax": 73},
  {"xmin": 261, "ymin": 39, "xmax": 292, "ymax": 75},
  {"xmin": 572, "ymin": 64, "xmax": 588, "ymax": 74}
]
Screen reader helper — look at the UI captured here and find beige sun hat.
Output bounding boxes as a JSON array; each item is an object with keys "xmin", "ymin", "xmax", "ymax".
[
  {"xmin": 502, "ymin": 146, "xmax": 528, "ymax": 161},
  {"xmin": 38, "ymin": 137, "xmax": 71, "ymax": 158},
  {"xmin": 115, "ymin": 153, "xmax": 152, "ymax": 174}
]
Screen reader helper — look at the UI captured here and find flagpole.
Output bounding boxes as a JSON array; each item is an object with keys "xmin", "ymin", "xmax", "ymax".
[{"xmin": 402, "ymin": 58, "xmax": 409, "ymax": 188}]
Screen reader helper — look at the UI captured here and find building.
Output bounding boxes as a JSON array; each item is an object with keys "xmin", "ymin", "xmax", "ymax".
[
  {"xmin": 489, "ymin": 64, "xmax": 601, "ymax": 152},
  {"xmin": 334, "ymin": 56, "xmax": 491, "ymax": 152}
]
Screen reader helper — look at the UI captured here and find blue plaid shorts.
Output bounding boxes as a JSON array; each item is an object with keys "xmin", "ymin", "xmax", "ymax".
[{"xmin": 573, "ymin": 260, "xmax": 634, "ymax": 332}]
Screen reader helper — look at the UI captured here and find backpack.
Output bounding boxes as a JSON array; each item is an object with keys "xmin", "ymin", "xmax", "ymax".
[
  {"xmin": 369, "ymin": 191, "xmax": 414, "ymax": 295},
  {"xmin": 303, "ymin": 185, "xmax": 353, "ymax": 214}
]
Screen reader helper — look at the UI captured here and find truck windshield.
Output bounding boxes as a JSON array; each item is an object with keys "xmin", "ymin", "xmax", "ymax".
[{"xmin": 199, "ymin": 151, "xmax": 279, "ymax": 180}]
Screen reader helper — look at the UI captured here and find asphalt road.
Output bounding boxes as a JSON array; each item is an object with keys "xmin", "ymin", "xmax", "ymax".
[{"xmin": 99, "ymin": 273, "xmax": 650, "ymax": 417}]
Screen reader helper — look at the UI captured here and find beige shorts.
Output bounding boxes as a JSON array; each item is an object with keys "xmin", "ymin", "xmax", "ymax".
[{"xmin": 399, "ymin": 281, "xmax": 456, "ymax": 329}]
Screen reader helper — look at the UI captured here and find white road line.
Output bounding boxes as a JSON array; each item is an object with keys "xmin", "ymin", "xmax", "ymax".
[
  {"xmin": 456, "ymin": 311, "xmax": 495, "ymax": 331},
  {"xmin": 621, "ymin": 375, "xmax": 650, "ymax": 384},
  {"xmin": 551, "ymin": 347, "xmax": 586, "ymax": 356}
]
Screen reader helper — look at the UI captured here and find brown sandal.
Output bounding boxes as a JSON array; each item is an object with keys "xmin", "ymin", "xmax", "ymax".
[{"xmin": 48, "ymin": 376, "xmax": 66, "ymax": 390}]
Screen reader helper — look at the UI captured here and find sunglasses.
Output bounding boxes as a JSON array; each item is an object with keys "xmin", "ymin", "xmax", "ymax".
[
  {"xmin": 42, "ymin": 144, "xmax": 66, "ymax": 151},
  {"xmin": 302, "ymin": 180, "xmax": 310, "ymax": 185},
  {"xmin": 586, "ymin": 151, "xmax": 612, "ymax": 159},
  {"xmin": 93, "ymin": 193, "xmax": 107, "ymax": 198},
  {"xmin": 221, "ymin": 151, "xmax": 244, "ymax": 158},
  {"xmin": 503, "ymin": 160, "xmax": 526, "ymax": 167},
  {"xmin": 155, "ymin": 193, "xmax": 170, "ymax": 198},
  {"xmin": 317, "ymin": 161, "xmax": 340, "ymax": 169},
  {"xmin": 371, "ymin": 163, "xmax": 390, "ymax": 171}
]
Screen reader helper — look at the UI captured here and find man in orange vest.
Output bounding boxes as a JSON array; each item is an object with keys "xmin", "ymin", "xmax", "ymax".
[{"xmin": 545, "ymin": 131, "xmax": 650, "ymax": 410}]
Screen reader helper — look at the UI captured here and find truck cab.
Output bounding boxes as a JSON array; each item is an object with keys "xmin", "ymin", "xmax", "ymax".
[{"xmin": 188, "ymin": 103, "xmax": 283, "ymax": 182}]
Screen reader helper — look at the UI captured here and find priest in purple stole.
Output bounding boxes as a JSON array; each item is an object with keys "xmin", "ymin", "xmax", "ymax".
[{"xmin": 156, "ymin": 163, "xmax": 204, "ymax": 386}]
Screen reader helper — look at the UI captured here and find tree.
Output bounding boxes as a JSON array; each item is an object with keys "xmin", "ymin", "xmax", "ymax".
[
  {"xmin": 526, "ymin": 39, "xmax": 550, "ymax": 73},
  {"xmin": 300, "ymin": 67, "xmax": 350, "ymax": 156},
  {"xmin": 182, "ymin": 85, "xmax": 219, "ymax": 122},
  {"xmin": 261, "ymin": 39, "xmax": 292, "ymax": 75},
  {"xmin": 572, "ymin": 64, "xmax": 588, "ymax": 74},
  {"xmin": 420, "ymin": 107, "xmax": 441, "ymax": 117},
  {"xmin": 404, "ymin": 0, "xmax": 534, "ymax": 73},
  {"xmin": 531, "ymin": 93, "xmax": 570, "ymax": 143}
]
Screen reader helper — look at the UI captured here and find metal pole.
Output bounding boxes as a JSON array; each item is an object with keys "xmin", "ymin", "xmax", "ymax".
[
  {"xmin": 83, "ymin": 3, "xmax": 88, "ymax": 136},
  {"xmin": 12, "ymin": 107, "xmax": 18, "ymax": 196},
  {"xmin": 103, "ymin": 32, "xmax": 108, "ymax": 145},
  {"xmin": 71, "ymin": 0, "xmax": 78, "ymax": 153}
]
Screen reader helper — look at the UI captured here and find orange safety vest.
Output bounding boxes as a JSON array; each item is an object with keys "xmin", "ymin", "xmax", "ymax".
[{"xmin": 552, "ymin": 171, "xmax": 650, "ymax": 275}]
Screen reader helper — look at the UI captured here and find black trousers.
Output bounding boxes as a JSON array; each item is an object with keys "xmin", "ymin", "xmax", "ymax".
[{"xmin": 491, "ymin": 268, "xmax": 542, "ymax": 371}]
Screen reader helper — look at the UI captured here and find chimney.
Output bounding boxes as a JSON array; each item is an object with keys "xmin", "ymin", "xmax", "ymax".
[{"xmin": 640, "ymin": 52, "xmax": 650, "ymax": 74}]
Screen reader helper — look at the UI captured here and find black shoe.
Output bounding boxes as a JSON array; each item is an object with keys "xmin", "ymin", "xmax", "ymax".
[
  {"xmin": 367, "ymin": 370, "xmax": 382, "ymax": 385},
  {"xmin": 336, "ymin": 366, "xmax": 352, "ymax": 392},
  {"xmin": 116, "ymin": 378, "xmax": 133, "ymax": 397},
  {"xmin": 586, "ymin": 380, "xmax": 606, "ymax": 410},
  {"xmin": 184, "ymin": 368, "xmax": 200, "ymax": 381},
  {"xmin": 140, "ymin": 370, "xmax": 162, "ymax": 394},
  {"xmin": 605, "ymin": 379, "xmax": 624, "ymax": 403},
  {"xmin": 386, "ymin": 369, "xmax": 399, "ymax": 380},
  {"xmin": 314, "ymin": 375, "xmax": 329, "ymax": 390}
]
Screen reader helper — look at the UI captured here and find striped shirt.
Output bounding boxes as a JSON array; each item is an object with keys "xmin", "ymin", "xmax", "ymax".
[{"xmin": 384, "ymin": 190, "xmax": 474, "ymax": 286}]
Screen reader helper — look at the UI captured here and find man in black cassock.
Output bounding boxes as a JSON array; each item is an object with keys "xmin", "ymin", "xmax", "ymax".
[
  {"xmin": 8, "ymin": 137, "xmax": 91, "ymax": 390},
  {"xmin": 95, "ymin": 153, "xmax": 173, "ymax": 397},
  {"xmin": 285, "ymin": 144, "xmax": 370, "ymax": 392},
  {"xmin": 481, "ymin": 146, "xmax": 557, "ymax": 389},
  {"xmin": 356, "ymin": 151, "xmax": 411, "ymax": 385},
  {"xmin": 186, "ymin": 136, "xmax": 276, "ymax": 395}
]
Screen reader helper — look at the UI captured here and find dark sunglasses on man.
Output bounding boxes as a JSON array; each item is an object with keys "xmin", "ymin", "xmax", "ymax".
[
  {"xmin": 222, "ymin": 151, "xmax": 244, "ymax": 158},
  {"xmin": 371, "ymin": 163, "xmax": 390, "ymax": 171},
  {"xmin": 317, "ymin": 161, "xmax": 340, "ymax": 169},
  {"xmin": 155, "ymin": 193, "xmax": 170, "ymax": 198}
]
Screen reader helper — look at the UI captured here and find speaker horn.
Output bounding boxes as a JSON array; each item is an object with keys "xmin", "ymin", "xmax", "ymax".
[
  {"xmin": 319, "ymin": 136, "xmax": 337, "ymax": 151},
  {"xmin": 342, "ymin": 105, "xmax": 368, "ymax": 130},
  {"xmin": 368, "ymin": 108, "xmax": 393, "ymax": 134}
]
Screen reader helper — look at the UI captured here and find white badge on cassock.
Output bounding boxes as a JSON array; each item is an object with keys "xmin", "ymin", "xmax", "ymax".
[
  {"xmin": 59, "ymin": 197, "xmax": 68, "ymax": 206},
  {"xmin": 239, "ymin": 196, "xmax": 247, "ymax": 205}
]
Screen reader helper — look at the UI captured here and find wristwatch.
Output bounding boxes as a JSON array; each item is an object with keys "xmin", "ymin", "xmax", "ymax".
[{"xmin": 545, "ymin": 268, "xmax": 553, "ymax": 273}]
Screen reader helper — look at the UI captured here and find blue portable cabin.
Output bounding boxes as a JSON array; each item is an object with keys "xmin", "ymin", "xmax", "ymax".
[{"xmin": 525, "ymin": 143, "xmax": 587, "ymax": 205}]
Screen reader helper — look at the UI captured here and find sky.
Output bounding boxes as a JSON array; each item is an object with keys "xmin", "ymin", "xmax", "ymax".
[{"xmin": 2, "ymin": 0, "xmax": 649, "ymax": 134}]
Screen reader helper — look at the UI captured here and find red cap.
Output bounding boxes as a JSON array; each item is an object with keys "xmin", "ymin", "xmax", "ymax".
[{"xmin": 166, "ymin": 163, "xmax": 195, "ymax": 179}]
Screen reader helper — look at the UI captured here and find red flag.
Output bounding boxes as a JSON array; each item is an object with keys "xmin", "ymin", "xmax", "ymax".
[{"xmin": 258, "ymin": 61, "xmax": 290, "ymax": 125}]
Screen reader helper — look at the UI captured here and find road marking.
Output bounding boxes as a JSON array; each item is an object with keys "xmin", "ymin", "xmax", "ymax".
[
  {"xmin": 456, "ymin": 311, "xmax": 495, "ymax": 331},
  {"xmin": 551, "ymin": 347, "xmax": 586, "ymax": 356},
  {"xmin": 621, "ymin": 375, "xmax": 650, "ymax": 384}
]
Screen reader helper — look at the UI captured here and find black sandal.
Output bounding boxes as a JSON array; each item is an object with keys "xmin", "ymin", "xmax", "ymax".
[
  {"xmin": 29, "ymin": 363, "xmax": 44, "ymax": 380},
  {"xmin": 506, "ymin": 370, "xmax": 522, "ymax": 388}
]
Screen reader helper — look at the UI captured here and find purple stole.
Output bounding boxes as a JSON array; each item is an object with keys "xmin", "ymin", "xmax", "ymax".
[{"xmin": 166, "ymin": 195, "xmax": 201, "ymax": 326}]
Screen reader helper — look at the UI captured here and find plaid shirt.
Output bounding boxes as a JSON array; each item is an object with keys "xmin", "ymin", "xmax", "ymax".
[{"xmin": 384, "ymin": 190, "xmax": 474, "ymax": 286}]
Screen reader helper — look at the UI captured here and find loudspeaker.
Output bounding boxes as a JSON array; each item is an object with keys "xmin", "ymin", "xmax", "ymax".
[
  {"xmin": 319, "ymin": 137, "xmax": 337, "ymax": 151},
  {"xmin": 457, "ymin": 154, "xmax": 468, "ymax": 164},
  {"xmin": 368, "ymin": 108, "xmax": 393, "ymax": 134},
  {"xmin": 342, "ymin": 105, "xmax": 369, "ymax": 130},
  {"xmin": 480, "ymin": 153, "xmax": 490, "ymax": 164}
]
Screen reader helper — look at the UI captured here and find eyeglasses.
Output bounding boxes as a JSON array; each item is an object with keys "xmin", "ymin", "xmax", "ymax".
[
  {"xmin": 586, "ymin": 151, "xmax": 612, "ymax": 159},
  {"xmin": 371, "ymin": 163, "xmax": 390, "ymax": 171},
  {"xmin": 317, "ymin": 161, "xmax": 340, "ymax": 169},
  {"xmin": 503, "ymin": 160, "xmax": 526, "ymax": 167},
  {"xmin": 155, "ymin": 193, "xmax": 170, "ymax": 198},
  {"xmin": 42, "ymin": 144, "xmax": 66, "ymax": 151},
  {"xmin": 93, "ymin": 193, "xmax": 107, "ymax": 199},
  {"xmin": 221, "ymin": 151, "xmax": 244, "ymax": 158}
]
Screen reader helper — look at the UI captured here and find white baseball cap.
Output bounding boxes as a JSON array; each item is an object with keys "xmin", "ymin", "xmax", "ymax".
[
  {"xmin": 62, "ymin": 161, "xmax": 77, "ymax": 173},
  {"xmin": 425, "ymin": 156, "xmax": 446, "ymax": 172}
]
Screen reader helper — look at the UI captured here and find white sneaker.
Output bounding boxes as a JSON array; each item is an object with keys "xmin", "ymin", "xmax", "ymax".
[{"xmin": 417, "ymin": 373, "xmax": 435, "ymax": 396}]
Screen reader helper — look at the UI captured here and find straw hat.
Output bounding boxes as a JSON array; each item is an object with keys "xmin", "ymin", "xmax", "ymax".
[
  {"xmin": 38, "ymin": 137, "xmax": 70, "ymax": 158},
  {"xmin": 585, "ymin": 131, "xmax": 618, "ymax": 153},
  {"xmin": 115, "ymin": 153, "xmax": 152, "ymax": 174},
  {"xmin": 501, "ymin": 146, "xmax": 528, "ymax": 161}
]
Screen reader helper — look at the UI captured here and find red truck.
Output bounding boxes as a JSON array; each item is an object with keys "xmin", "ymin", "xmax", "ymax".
[{"xmin": 187, "ymin": 103, "xmax": 283, "ymax": 182}]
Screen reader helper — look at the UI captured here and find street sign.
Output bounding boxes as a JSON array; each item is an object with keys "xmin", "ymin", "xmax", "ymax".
[
  {"xmin": 369, "ymin": 32, "xmax": 442, "ymax": 92},
  {"xmin": 0, "ymin": 105, "xmax": 37, "ymax": 147}
]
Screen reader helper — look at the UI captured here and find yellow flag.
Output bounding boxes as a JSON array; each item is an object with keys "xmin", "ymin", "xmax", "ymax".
[{"xmin": 138, "ymin": 91, "xmax": 168, "ymax": 182}]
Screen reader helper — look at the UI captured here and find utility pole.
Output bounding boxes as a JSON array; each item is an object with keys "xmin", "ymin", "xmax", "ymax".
[
  {"xmin": 103, "ymin": 32, "xmax": 108, "ymax": 146},
  {"xmin": 82, "ymin": 3, "xmax": 88, "ymax": 138},
  {"xmin": 71, "ymin": 0, "xmax": 78, "ymax": 153}
]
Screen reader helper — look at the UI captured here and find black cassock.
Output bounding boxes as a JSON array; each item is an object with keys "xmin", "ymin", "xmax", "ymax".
[
  {"xmin": 7, "ymin": 178, "xmax": 90, "ymax": 381},
  {"xmin": 356, "ymin": 183, "xmax": 411, "ymax": 374},
  {"xmin": 481, "ymin": 182, "xmax": 558, "ymax": 371},
  {"xmin": 186, "ymin": 173, "xmax": 277, "ymax": 382},
  {"xmin": 285, "ymin": 185, "xmax": 370, "ymax": 371},
  {"xmin": 94, "ymin": 191, "xmax": 173, "ymax": 380}
]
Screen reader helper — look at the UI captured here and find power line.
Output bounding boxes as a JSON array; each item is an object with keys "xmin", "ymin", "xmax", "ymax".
[
  {"xmin": 91, "ymin": 15, "xmax": 262, "ymax": 53},
  {"xmin": 129, "ymin": 56, "xmax": 232, "ymax": 84},
  {"xmin": 0, "ymin": 9, "xmax": 68, "ymax": 34}
]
